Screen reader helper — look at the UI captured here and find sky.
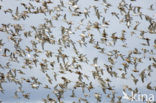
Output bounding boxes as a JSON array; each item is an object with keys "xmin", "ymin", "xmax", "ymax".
[{"xmin": 0, "ymin": 0, "xmax": 156, "ymax": 103}]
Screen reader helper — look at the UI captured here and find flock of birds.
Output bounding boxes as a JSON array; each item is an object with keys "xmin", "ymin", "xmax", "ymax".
[{"xmin": 0, "ymin": 0, "xmax": 156, "ymax": 103}]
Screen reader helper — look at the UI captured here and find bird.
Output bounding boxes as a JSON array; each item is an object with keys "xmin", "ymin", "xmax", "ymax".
[{"xmin": 0, "ymin": 0, "xmax": 155, "ymax": 102}]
